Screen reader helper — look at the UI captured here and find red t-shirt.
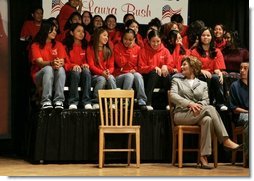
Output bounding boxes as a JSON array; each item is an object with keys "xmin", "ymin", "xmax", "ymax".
[
  {"xmin": 20, "ymin": 20, "xmax": 41, "ymax": 40},
  {"xmin": 107, "ymin": 29, "xmax": 122, "ymax": 45},
  {"xmin": 191, "ymin": 48, "xmax": 226, "ymax": 73},
  {"xmin": 138, "ymin": 41, "xmax": 174, "ymax": 74},
  {"xmin": 64, "ymin": 43, "xmax": 88, "ymax": 71},
  {"xmin": 30, "ymin": 41, "xmax": 66, "ymax": 81},
  {"xmin": 87, "ymin": 45, "xmax": 114, "ymax": 75},
  {"xmin": 113, "ymin": 41, "xmax": 140, "ymax": 76}
]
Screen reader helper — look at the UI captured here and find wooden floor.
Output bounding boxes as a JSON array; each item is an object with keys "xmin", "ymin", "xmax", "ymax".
[{"xmin": 0, "ymin": 156, "xmax": 249, "ymax": 177}]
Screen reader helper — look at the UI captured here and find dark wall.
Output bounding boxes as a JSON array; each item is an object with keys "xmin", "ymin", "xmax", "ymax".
[{"xmin": 0, "ymin": 0, "xmax": 249, "ymax": 156}]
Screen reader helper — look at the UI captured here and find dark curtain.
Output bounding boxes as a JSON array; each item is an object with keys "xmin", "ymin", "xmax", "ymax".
[{"xmin": 189, "ymin": 0, "xmax": 249, "ymax": 49}]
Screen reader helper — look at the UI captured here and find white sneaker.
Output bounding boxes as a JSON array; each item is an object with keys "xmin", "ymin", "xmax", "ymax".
[
  {"xmin": 41, "ymin": 102, "xmax": 53, "ymax": 109},
  {"xmin": 166, "ymin": 105, "xmax": 170, "ymax": 110},
  {"xmin": 69, "ymin": 104, "xmax": 77, "ymax": 110},
  {"xmin": 146, "ymin": 105, "xmax": 153, "ymax": 111},
  {"xmin": 84, "ymin": 104, "xmax": 92, "ymax": 110},
  {"xmin": 54, "ymin": 101, "xmax": 64, "ymax": 109},
  {"xmin": 92, "ymin": 104, "xmax": 99, "ymax": 109},
  {"xmin": 109, "ymin": 104, "xmax": 116, "ymax": 109},
  {"xmin": 220, "ymin": 105, "xmax": 228, "ymax": 111}
]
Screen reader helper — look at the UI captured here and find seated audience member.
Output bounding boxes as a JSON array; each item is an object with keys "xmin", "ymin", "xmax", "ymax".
[
  {"xmin": 165, "ymin": 30, "xmax": 190, "ymax": 73},
  {"xmin": 104, "ymin": 14, "xmax": 121, "ymax": 45},
  {"xmin": 229, "ymin": 61, "xmax": 249, "ymax": 166},
  {"xmin": 87, "ymin": 27, "xmax": 117, "ymax": 109},
  {"xmin": 63, "ymin": 23, "xmax": 92, "ymax": 110},
  {"xmin": 229, "ymin": 60, "xmax": 249, "ymax": 123},
  {"xmin": 57, "ymin": 0, "xmax": 82, "ymax": 38},
  {"xmin": 114, "ymin": 28, "xmax": 148, "ymax": 110},
  {"xmin": 57, "ymin": 11, "xmax": 82, "ymax": 42},
  {"xmin": 191, "ymin": 27, "xmax": 228, "ymax": 111},
  {"xmin": 30, "ymin": 20, "xmax": 66, "ymax": 109},
  {"xmin": 20, "ymin": 6, "xmax": 44, "ymax": 42},
  {"xmin": 213, "ymin": 23, "xmax": 227, "ymax": 51},
  {"xmin": 124, "ymin": 19, "xmax": 144, "ymax": 48},
  {"xmin": 138, "ymin": 30, "xmax": 174, "ymax": 110},
  {"xmin": 170, "ymin": 13, "xmax": 188, "ymax": 37},
  {"xmin": 170, "ymin": 56, "xmax": 242, "ymax": 169},
  {"xmin": 81, "ymin": 10, "xmax": 93, "ymax": 35},
  {"xmin": 161, "ymin": 21, "xmax": 179, "ymax": 46},
  {"xmin": 183, "ymin": 20, "xmax": 205, "ymax": 50},
  {"xmin": 222, "ymin": 31, "xmax": 249, "ymax": 72},
  {"xmin": 90, "ymin": 15, "xmax": 104, "ymax": 35}
]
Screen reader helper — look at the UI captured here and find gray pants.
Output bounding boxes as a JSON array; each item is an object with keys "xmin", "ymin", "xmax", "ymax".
[
  {"xmin": 35, "ymin": 66, "xmax": 66, "ymax": 105},
  {"xmin": 174, "ymin": 105, "xmax": 228, "ymax": 156}
]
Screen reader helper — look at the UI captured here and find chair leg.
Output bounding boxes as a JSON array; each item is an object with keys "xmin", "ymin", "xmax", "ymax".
[
  {"xmin": 136, "ymin": 129, "xmax": 140, "ymax": 168},
  {"xmin": 99, "ymin": 130, "xmax": 104, "ymax": 168},
  {"xmin": 197, "ymin": 134, "xmax": 201, "ymax": 165},
  {"xmin": 213, "ymin": 135, "xmax": 218, "ymax": 168},
  {"xmin": 127, "ymin": 134, "xmax": 132, "ymax": 166},
  {"xmin": 243, "ymin": 133, "xmax": 247, "ymax": 167},
  {"xmin": 172, "ymin": 133, "xmax": 176, "ymax": 166},
  {"xmin": 231, "ymin": 133, "xmax": 238, "ymax": 165},
  {"xmin": 178, "ymin": 128, "xmax": 183, "ymax": 168}
]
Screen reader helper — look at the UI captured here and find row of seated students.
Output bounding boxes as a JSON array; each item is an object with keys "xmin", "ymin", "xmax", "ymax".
[{"xmin": 20, "ymin": 3, "xmax": 248, "ymax": 112}]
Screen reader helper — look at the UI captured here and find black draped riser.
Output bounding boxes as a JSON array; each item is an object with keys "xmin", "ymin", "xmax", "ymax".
[{"xmin": 26, "ymin": 109, "xmax": 234, "ymax": 164}]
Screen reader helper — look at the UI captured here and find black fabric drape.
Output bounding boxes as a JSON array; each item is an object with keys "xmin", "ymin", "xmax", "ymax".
[{"xmin": 26, "ymin": 109, "xmax": 234, "ymax": 164}]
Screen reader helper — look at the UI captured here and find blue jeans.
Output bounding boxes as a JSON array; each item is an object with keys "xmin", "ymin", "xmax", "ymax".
[
  {"xmin": 116, "ymin": 72, "xmax": 147, "ymax": 105},
  {"xmin": 91, "ymin": 75, "xmax": 117, "ymax": 103},
  {"xmin": 35, "ymin": 66, "xmax": 66, "ymax": 105},
  {"xmin": 68, "ymin": 68, "xmax": 92, "ymax": 106}
]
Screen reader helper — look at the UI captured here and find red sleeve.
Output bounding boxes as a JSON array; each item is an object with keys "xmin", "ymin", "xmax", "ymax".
[
  {"xmin": 30, "ymin": 43, "xmax": 41, "ymax": 63},
  {"xmin": 57, "ymin": 4, "xmax": 76, "ymax": 33},
  {"xmin": 214, "ymin": 49, "xmax": 226, "ymax": 70}
]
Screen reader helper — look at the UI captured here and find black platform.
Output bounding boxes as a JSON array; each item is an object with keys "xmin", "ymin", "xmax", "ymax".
[{"xmin": 25, "ymin": 108, "xmax": 235, "ymax": 164}]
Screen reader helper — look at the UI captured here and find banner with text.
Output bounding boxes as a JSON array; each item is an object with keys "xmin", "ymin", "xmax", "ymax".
[{"xmin": 43, "ymin": 0, "xmax": 188, "ymax": 24}]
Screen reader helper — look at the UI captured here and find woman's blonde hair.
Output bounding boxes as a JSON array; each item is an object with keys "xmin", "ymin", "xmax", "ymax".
[{"xmin": 181, "ymin": 56, "xmax": 202, "ymax": 77}]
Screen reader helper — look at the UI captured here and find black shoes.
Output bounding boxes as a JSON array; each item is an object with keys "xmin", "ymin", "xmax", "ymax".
[{"xmin": 223, "ymin": 144, "xmax": 243, "ymax": 151}]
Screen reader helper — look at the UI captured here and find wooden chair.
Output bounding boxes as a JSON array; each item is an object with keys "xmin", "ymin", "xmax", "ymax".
[
  {"xmin": 98, "ymin": 89, "xmax": 140, "ymax": 168},
  {"xmin": 231, "ymin": 121, "xmax": 246, "ymax": 167},
  {"xmin": 168, "ymin": 91, "xmax": 218, "ymax": 168}
]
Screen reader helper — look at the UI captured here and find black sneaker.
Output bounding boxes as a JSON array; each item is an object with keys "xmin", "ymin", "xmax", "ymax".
[
  {"xmin": 54, "ymin": 101, "xmax": 64, "ymax": 109},
  {"xmin": 41, "ymin": 102, "xmax": 53, "ymax": 109}
]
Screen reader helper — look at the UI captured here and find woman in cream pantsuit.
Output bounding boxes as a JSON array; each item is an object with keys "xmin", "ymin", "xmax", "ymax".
[{"xmin": 170, "ymin": 56, "xmax": 242, "ymax": 169}]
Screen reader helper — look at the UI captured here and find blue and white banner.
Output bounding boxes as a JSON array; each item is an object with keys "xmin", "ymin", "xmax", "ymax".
[{"xmin": 43, "ymin": 0, "xmax": 189, "ymax": 24}]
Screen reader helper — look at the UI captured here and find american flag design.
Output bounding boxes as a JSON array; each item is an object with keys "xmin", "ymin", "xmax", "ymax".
[
  {"xmin": 51, "ymin": 0, "xmax": 64, "ymax": 14},
  {"xmin": 162, "ymin": 5, "xmax": 181, "ymax": 20}
]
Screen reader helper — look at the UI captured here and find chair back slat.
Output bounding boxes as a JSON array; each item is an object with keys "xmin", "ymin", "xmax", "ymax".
[{"xmin": 98, "ymin": 90, "xmax": 134, "ymax": 127}]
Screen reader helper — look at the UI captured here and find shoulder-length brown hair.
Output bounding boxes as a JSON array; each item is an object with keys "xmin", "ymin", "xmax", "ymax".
[{"xmin": 181, "ymin": 56, "xmax": 202, "ymax": 77}]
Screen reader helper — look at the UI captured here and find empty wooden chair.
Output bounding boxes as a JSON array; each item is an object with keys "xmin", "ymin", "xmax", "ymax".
[{"xmin": 98, "ymin": 89, "xmax": 140, "ymax": 168}]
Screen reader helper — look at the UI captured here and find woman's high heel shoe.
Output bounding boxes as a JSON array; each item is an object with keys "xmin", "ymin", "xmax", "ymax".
[
  {"xmin": 223, "ymin": 144, "xmax": 243, "ymax": 151},
  {"xmin": 200, "ymin": 157, "xmax": 213, "ymax": 170}
]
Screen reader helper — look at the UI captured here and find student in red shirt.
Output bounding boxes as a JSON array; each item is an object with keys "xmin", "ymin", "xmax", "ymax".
[
  {"xmin": 20, "ymin": 6, "xmax": 43, "ymax": 42},
  {"xmin": 105, "ymin": 14, "xmax": 121, "ymax": 45},
  {"xmin": 166, "ymin": 30, "xmax": 190, "ymax": 73},
  {"xmin": 214, "ymin": 24, "xmax": 227, "ymax": 51},
  {"xmin": 114, "ymin": 28, "xmax": 148, "ymax": 110},
  {"xmin": 139, "ymin": 30, "xmax": 174, "ymax": 110},
  {"xmin": 63, "ymin": 23, "xmax": 92, "ymax": 110},
  {"xmin": 57, "ymin": 0, "xmax": 82, "ymax": 39},
  {"xmin": 191, "ymin": 27, "xmax": 227, "ymax": 111},
  {"xmin": 87, "ymin": 27, "xmax": 117, "ymax": 109},
  {"xmin": 30, "ymin": 20, "xmax": 66, "ymax": 109},
  {"xmin": 124, "ymin": 19, "xmax": 144, "ymax": 48},
  {"xmin": 57, "ymin": 11, "xmax": 82, "ymax": 42}
]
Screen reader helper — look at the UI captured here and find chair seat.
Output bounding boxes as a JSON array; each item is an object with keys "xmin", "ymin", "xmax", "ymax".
[{"xmin": 99, "ymin": 126, "xmax": 140, "ymax": 134}]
